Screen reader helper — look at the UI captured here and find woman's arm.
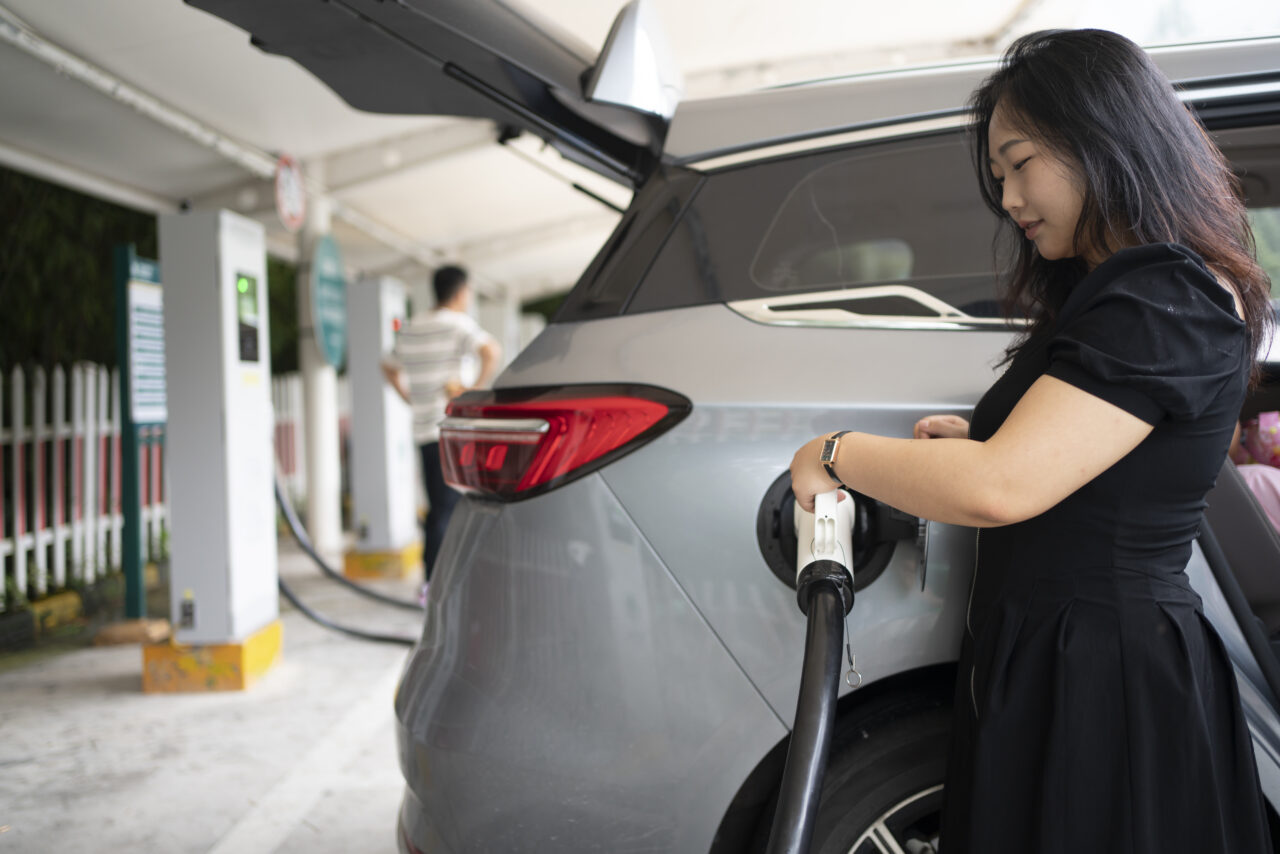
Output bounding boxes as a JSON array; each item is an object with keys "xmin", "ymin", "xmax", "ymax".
[{"xmin": 791, "ymin": 375, "xmax": 1154, "ymax": 526}]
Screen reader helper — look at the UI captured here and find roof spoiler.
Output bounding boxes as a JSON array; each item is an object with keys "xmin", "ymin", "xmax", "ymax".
[{"xmin": 584, "ymin": 0, "xmax": 683, "ymax": 122}]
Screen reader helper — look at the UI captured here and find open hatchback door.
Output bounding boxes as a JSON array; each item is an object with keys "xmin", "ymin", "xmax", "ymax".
[{"xmin": 184, "ymin": 0, "xmax": 682, "ymax": 186}]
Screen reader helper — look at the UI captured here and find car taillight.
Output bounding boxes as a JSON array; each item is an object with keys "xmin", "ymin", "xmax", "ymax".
[{"xmin": 440, "ymin": 384, "xmax": 691, "ymax": 501}]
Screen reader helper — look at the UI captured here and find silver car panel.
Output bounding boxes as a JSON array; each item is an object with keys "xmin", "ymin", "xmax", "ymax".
[
  {"xmin": 604, "ymin": 447, "xmax": 975, "ymax": 718},
  {"xmin": 1188, "ymin": 541, "xmax": 1280, "ymax": 810},
  {"xmin": 501, "ymin": 304, "xmax": 1011, "ymax": 404},
  {"xmin": 667, "ymin": 38, "xmax": 1280, "ymax": 164},
  {"xmin": 395, "ymin": 474, "xmax": 788, "ymax": 852},
  {"xmin": 501, "ymin": 306, "xmax": 1010, "ymax": 715}
]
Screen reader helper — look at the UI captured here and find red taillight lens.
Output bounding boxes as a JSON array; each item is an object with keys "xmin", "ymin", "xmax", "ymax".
[{"xmin": 440, "ymin": 384, "xmax": 691, "ymax": 500}]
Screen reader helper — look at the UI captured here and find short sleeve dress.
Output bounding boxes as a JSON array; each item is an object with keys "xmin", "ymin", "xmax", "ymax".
[{"xmin": 939, "ymin": 243, "xmax": 1273, "ymax": 853}]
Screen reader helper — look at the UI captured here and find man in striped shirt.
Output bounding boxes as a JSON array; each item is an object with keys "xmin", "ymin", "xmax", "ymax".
[{"xmin": 383, "ymin": 265, "xmax": 500, "ymax": 583}]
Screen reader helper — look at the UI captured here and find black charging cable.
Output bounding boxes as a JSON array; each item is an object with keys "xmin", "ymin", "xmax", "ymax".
[
  {"xmin": 274, "ymin": 475, "xmax": 420, "ymax": 647},
  {"xmin": 766, "ymin": 561, "xmax": 856, "ymax": 854},
  {"xmin": 275, "ymin": 477, "xmax": 424, "ymax": 612}
]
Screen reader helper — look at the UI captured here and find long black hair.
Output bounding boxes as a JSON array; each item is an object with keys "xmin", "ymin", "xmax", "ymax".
[{"xmin": 969, "ymin": 29, "xmax": 1271, "ymax": 368}]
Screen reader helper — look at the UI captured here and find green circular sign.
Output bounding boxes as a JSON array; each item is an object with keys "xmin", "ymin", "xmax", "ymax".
[{"xmin": 311, "ymin": 234, "xmax": 347, "ymax": 368}]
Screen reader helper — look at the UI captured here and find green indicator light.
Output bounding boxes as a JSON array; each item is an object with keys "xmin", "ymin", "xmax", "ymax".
[{"xmin": 237, "ymin": 277, "xmax": 249, "ymax": 293}]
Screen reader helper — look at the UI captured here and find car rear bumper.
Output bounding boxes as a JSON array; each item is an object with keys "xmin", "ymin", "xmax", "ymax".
[{"xmin": 394, "ymin": 473, "xmax": 787, "ymax": 853}]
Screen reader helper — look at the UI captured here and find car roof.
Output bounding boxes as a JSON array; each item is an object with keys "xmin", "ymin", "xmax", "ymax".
[{"xmin": 666, "ymin": 36, "xmax": 1280, "ymax": 167}]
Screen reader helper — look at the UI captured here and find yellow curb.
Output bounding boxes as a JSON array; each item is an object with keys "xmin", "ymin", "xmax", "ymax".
[
  {"xmin": 343, "ymin": 543, "xmax": 422, "ymax": 580},
  {"xmin": 142, "ymin": 619, "xmax": 282, "ymax": 693}
]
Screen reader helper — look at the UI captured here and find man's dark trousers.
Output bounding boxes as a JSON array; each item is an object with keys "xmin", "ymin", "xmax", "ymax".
[{"xmin": 419, "ymin": 442, "xmax": 460, "ymax": 582}]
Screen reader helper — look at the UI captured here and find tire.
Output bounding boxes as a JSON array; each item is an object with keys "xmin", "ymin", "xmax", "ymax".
[{"xmin": 754, "ymin": 692, "xmax": 951, "ymax": 854}]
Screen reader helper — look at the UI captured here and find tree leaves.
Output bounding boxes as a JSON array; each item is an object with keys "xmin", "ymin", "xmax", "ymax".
[{"xmin": 0, "ymin": 165, "xmax": 299, "ymax": 374}]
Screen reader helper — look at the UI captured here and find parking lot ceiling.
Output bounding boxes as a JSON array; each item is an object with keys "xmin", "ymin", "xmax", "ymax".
[{"xmin": 2, "ymin": 0, "xmax": 1276, "ymax": 300}]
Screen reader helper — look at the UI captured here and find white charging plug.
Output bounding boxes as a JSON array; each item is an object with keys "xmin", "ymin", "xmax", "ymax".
[{"xmin": 794, "ymin": 489, "xmax": 855, "ymax": 582}]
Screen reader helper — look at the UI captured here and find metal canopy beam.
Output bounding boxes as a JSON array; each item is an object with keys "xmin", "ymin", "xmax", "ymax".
[
  {"xmin": 324, "ymin": 120, "xmax": 497, "ymax": 194},
  {"xmin": 0, "ymin": 2, "xmax": 452, "ymax": 279},
  {"xmin": 189, "ymin": 120, "xmax": 500, "ymax": 215},
  {"xmin": 456, "ymin": 210, "xmax": 617, "ymax": 262},
  {"xmin": 0, "ymin": 138, "xmax": 179, "ymax": 214}
]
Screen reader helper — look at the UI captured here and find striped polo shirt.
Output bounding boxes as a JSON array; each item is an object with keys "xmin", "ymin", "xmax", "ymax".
[{"xmin": 393, "ymin": 308, "xmax": 494, "ymax": 444}]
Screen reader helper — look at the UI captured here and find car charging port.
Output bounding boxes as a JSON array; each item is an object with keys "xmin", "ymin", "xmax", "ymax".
[{"xmin": 756, "ymin": 470, "xmax": 918, "ymax": 592}]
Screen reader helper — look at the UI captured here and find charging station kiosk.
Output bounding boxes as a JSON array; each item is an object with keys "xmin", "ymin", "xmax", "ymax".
[
  {"xmin": 144, "ymin": 209, "xmax": 281, "ymax": 692},
  {"xmin": 344, "ymin": 276, "xmax": 420, "ymax": 579}
]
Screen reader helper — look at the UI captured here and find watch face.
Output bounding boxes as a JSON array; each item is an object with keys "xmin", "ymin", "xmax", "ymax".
[{"xmin": 821, "ymin": 439, "xmax": 836, "ymax": 462}]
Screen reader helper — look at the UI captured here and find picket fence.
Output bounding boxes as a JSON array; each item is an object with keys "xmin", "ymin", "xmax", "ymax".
[
  {"xmin": 0, "ymin": 363, "xmax": 168, "ymax": 613},
  {"xmin": 1, "ymin": 366, "xmax": 351, "ymax": 613},
  {"xmin": 271, "ymin": 372, "xmax": 352, "ymax": 509}
]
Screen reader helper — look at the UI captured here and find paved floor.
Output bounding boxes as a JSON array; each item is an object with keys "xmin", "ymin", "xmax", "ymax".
[{"xmin": 0, "ymin": 542, "xmax": 426, "ymax": 854}]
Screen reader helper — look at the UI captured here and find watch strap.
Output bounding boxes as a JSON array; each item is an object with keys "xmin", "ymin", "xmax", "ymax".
[{"xmin": 820, "ymin": 430, "xmax": 851, "ymax": 486}]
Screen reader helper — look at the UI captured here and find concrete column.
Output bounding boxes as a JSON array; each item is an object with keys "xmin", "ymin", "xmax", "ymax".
[
  {"xmin": 296, "ymin": 162, "xmax": 343, "ymax": 554},
  {"xmin": 475, "ymin": 284, "xmax": 519, "ymax": 372}
]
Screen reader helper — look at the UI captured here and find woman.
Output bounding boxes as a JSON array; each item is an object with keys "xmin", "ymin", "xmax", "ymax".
[{"xmin": 789, "ymin": 30, "xmax": 1274, "ymax": 853}]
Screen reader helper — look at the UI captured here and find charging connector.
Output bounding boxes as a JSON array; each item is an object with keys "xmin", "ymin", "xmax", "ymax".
[{"xmin": 793, "ymin": 491, "xmax": 856, "ymax": 616}]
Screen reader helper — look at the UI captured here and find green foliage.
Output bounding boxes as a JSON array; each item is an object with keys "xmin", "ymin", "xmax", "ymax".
[
  {"xmin": 0, "ymin": 165, "xmax": 155, "ymax": 369},
  {"xmin": 521, "ymin": 290, "xmax": 568, "ymax": 322},
  {"xmin": 268, "ymin": 255, "xmax": 299, "ymax": 373},
  {"xmin": 0, "ymin": 165, "xmax": 301, "ymax": 373},
  {"xmin": 5, "ymin": 574, "xmax": 30, "ymax": 611},
  {"xmin": 157, "ymin": 524, "xmax": 171, "ymax": 562}
]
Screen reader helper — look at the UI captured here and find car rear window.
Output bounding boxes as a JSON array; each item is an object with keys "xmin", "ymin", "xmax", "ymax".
[
  {"xmin": 625, "ymin": 132, "xmax": 1009, "ymax": 317},
  {"xmin": 553, "ymin": 168, "xmax": 703, "ymax": 322}
]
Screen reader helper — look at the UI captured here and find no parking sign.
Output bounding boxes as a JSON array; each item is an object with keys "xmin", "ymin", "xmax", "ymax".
[{"xmin": 275, "ymin": 154, "xmax": 306, "ymax": 234}]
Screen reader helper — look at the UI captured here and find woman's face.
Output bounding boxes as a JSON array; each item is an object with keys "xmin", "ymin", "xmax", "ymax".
[{"xmin": 987, "ymin": 104, "xmax": 1098, "ymax": 265}]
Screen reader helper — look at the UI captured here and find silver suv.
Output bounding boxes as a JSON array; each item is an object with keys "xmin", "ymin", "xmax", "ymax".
[{"xmin": 190, "ymin": 2, "xmax": 1280, "ymax": 851}]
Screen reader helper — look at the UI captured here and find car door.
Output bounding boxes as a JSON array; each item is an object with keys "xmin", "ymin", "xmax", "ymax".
[{"xmin": 185, "ymin": 0, "xmax": 677, "ymax": 185}]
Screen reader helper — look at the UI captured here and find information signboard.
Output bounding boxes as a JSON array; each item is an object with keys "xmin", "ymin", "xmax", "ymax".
[
  {"xmin": 114, "ymin": 245, "xmax": 166, "ymax": 619},
  {"xmin": 311, "ymin": 233, "xmax": 348, "ymax": 368},
  {"xmin": 126, "ymin": 262, "xmax": 167, "ymax": 425}
]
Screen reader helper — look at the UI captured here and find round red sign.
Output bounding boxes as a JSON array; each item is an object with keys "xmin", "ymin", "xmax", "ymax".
[{"xmin": 274, "ymin": 154, "xmax": 306, "ymax": 233}]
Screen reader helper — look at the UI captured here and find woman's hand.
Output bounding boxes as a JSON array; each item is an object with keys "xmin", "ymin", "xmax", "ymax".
[
  {"xmin": 913, "ymin": 414, "xmax": 970, "ymax": 440},
  {"xmin": 790, "ymin": 434, "xmax": 848, "ymax": 513}
]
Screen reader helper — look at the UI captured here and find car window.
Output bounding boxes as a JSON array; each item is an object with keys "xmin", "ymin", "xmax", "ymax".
[
  {"xmin": 596, "ymin": 123, "xmax": 1280, "ymax": 323},
  {"xmin": 1250, "ymin": 206, "xmax": 1280, "ymax": 296},
  {"xmin": 627, "ymin": 132, "xmax": 1009, "ymax": 318},
  {"xmin": 554, "ymin": 168, "xmax": 703, "ymax": 322}
]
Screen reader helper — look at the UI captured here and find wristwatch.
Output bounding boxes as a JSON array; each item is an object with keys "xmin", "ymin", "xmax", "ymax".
[{"xmin": 819, "ymin": 430, "xmax": 850, "ymax": 486}]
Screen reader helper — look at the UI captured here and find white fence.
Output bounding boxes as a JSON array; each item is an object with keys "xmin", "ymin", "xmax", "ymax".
[
  {"xmin": 272, "ymin": 373, "xmax": 307, "ymax": 507},
  {"xmin": 1, "ymin": 367, "xmax": 353, "ymax": 612},
  {"xmin": 271, "ymin": 372, "xmax": 351, "ymax": 509},
  {"xmin": 1, "ymin": 363, "xmax": 168, "ymax": 613}
]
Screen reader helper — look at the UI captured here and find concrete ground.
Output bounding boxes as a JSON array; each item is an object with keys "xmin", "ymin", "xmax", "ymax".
[{"xmin": 0, "ymin": 542, "xmax": 425, "ymax": 854}]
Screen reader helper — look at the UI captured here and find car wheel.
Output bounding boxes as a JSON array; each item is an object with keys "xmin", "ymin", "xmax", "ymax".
[{"xmin": 754, "ymin": 693, "xmax": 951, "ymax": 854}]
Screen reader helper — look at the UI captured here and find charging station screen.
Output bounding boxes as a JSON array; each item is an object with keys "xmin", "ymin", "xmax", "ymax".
[{"xmin": 236, "ymin": 273, "xmax": 260, "ymax": 362}]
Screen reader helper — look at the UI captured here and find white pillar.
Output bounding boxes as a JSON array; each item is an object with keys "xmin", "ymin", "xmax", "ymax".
[
  {"xmin": 348, "ymin": 277, "xmax": 417, "ymax": 556},
  {"xmin": 475, "ymin": 285, "xmax": 519, "ymax": 372},
  {"xmin": 297, "ymin": 163, "xmax": 343, "ymax": 554}
]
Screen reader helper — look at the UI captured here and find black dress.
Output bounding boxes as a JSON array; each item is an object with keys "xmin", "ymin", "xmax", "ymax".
[{"xmin": 939, "ymin": 243, "xmax": 1273, "ymax": 853}]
